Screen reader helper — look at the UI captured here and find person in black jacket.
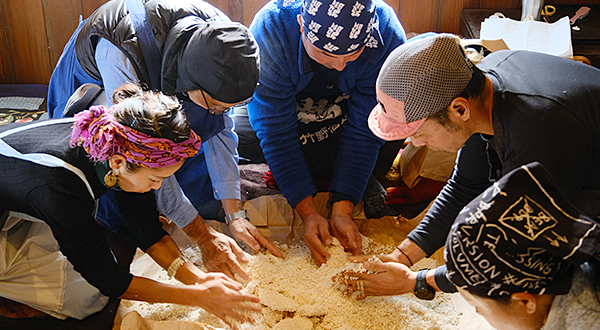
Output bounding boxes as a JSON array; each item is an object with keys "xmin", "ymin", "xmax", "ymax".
[
  {"xmin": 0, "ymin": 83, "xmax": 259, "ymax": 324},
  {"xmin": 47, "ymin": 0, "xmax": 283, "ymax": 280}
]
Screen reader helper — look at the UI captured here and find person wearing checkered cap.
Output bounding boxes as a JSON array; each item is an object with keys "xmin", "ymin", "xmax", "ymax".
[
  {"xmin": 445, "ymin": 161, "xmax": 600, "ymax": 330},
  {"xmin": 237, "ymin": 0, "xmax": 406, "ymax": 266},
  {"xmin": 343, "ymin": 33, "xmax": 600, "ymax": 301}
]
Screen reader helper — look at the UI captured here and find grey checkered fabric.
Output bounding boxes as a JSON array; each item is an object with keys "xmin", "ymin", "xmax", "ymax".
[{"xmin": 377, "ymin": 34, "xmax": 472, "ymax": 123}]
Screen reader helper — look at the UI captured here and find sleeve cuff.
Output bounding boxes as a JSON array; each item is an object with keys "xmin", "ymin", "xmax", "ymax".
[
  {"xmin": 434, "ymin": 265, "xmax": 457, "ymax": 293},
  {"xmin": 330, "ymin": 191, "xmax": 358, "ymax": 205}
]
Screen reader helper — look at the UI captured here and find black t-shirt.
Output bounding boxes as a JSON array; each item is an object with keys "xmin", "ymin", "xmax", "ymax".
[{"xmin": 409, "ymin": 50, "xmax": 600, "ymax": 257}]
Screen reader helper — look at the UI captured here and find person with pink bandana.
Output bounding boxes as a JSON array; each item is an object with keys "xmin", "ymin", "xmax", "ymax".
[{"xmin": 0, "ymin": 84, "xmax": 259, "ymax": 326}]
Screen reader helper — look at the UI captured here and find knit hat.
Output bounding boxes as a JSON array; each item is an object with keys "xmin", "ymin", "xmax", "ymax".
[
  {"xmin": 300, "ymin": 0, "xmax": 379, "ymax": 55},
  {"xmin": 445, "ymin": 161, "xmax": 600, "ymax": 297},
  {"xmin": 163, "ymin": 17, "xmax": 260, "ymax": 104},
  {"xmin": 368, "ymin": 34, "xmax": 473, "ymax": 141}
]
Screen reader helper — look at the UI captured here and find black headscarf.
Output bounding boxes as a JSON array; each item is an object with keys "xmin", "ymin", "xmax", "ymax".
[
  {"xmin": 161, "ymin": 16, "xmax": 259, "ymax": 103},
  {"xmin": 445, "ymin": 161, "xmax": 600, "ymax": 297}
]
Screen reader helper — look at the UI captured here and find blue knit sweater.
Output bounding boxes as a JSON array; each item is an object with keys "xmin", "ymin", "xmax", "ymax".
[{"xmin": 248, "ymin": 0, "xmax": 406, "ymax": 207}]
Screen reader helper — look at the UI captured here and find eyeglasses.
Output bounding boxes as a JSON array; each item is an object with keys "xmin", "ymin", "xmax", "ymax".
[
  {"xmin": 201, "ymin": 90, "xmax": 231, "ymax": 115},
  {"xmin": 235, "ymin": 97, "xmax": 253, "ymax": 108},
  {"xmin": 201, "ymin": 90, "xmax": 253, "ymax": 115}
]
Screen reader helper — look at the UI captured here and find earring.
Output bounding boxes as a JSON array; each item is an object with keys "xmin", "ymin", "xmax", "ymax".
[{"xmin": 104, "ymin": 170, "xmax": 117, "ymax": 188}]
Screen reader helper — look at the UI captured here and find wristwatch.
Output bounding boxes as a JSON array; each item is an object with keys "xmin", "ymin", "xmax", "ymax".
[
  {"xmin": 225, "ymin": 209, "xmax": 248, "ymax": 225},
  {"xmin": 414, "ymin": 268, "xmax": 435, "ymax": 300}
]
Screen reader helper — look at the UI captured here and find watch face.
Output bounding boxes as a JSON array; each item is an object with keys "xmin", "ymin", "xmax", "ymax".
[{"xmin": 415, "ymin": 287, "xmax": 435, "ymax": 300}]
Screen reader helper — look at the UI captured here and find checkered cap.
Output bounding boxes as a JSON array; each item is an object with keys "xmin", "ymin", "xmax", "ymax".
[
  {"xmin": 368, "ymin": 34, "xmax": 473, "ymax": 141},
  {"xmin": 301, "ymin": 0, "xmax": 377, "ymax": 55},
  {"xmin": 445, "ymin": 161, "xmax": 600, "ymax": 297}
]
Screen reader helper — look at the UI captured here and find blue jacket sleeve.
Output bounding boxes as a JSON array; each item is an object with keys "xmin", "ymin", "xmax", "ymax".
[
  {"xmin": 204, "ymin": 112, "xmax": 241, "ymax": 201},
  {"xmin": 95, "ymin": 38, "xmax": 138, "ymax": 105},
  {"xmin": 155, "ymin": 175, "xmax": 199, "ymax": 228}
]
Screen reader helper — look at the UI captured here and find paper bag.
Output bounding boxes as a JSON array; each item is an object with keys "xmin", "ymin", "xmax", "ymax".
[
  {"xmin": 120, "ymin": 311, "xmax": 216, "ymax": 330},
  {"xmin": 240, "ymin": 193, "xmax": 366, "ymax": 243},
  {"xmin": 481, "ymin": 15, "xmax": 573, "ymax": 58},
  {"xmin": 398, "ymin": 142, "xmax": 457, "ymax": 188}
]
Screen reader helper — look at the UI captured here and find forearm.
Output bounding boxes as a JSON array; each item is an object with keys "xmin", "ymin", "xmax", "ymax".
[
  {"xmin": 181, "ymin": 214, "xmax": 214, "ymax": 242},
  {"xmin": 395, "ymin": 239, "xmax": 428, "ymax": 267},
  {"xmin": 295, "ymin": 195, "xmax": 320, "ymax": 222},
  {"xmin": 330, "ymin": 119, "xmax": 383, "ymax": 205},
  {"xmin": 145, "ymin": 235, "xmax": 205, "ymax": 285},
  {"xmin": 407, "ymin": 135, "xmax": 492, "ymax": 255},
  {"xmin": 221, "ymin": 198, "xmax": 243, "ymax": 219},
  {"xmin": 121, "ymin": 276, "xmax": 187, "ymax": 303},
  {"xmin": 331, "ymin": 200, "xmax": 354, "ymax": 219}
]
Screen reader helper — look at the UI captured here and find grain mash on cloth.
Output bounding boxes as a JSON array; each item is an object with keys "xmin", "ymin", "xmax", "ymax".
[{"xmin": 123, "ymin": 235, "xmax": 467, "ymax": 330}]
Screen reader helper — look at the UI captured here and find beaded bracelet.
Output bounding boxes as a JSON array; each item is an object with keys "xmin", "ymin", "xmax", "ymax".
[{"xmin": 167, "ymin": 256, "xmax": 186, "ymax": 278}]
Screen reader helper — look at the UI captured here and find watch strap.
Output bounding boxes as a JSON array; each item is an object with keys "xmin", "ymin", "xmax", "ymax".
[
  {"xmin": 225, "ymin": 209, "xmax": 248, "ymax": 224},
  {"xmin": 414, "ymin": 268, "xmax": 435, "ymax": 300}
]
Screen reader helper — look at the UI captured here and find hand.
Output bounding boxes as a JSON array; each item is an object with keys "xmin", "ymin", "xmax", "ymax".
[
  {"xmin": 332, "ymin": 260, "xmax": 417, "ymax": 300},
  {"xmin": 191, "ymin": 275, "xmax": 261, "ymax": 327},
  {"xmin": 228, "ymin": 218, "xmax": 284, "ymax": 258},
  {"xmin": 330, "ymin": 212, "xmax": 362, "ymax": 256},
  {"xmin": 348, "ymin": 250, "xmax": 402, "ymax": 264},
  {"xmin": 302, "ymin": 212, "xmax": 332, "ymax": 267},
  {"xmin": 196, "ymin": 226, "xmax": 249, "ymax": 281}
]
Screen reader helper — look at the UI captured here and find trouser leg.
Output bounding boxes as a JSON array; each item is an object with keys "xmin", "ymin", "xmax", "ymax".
[
  {"xmin": 232, "ymin": 105, "xmax": 266, "ymax": 164},
  {"xmin": 0, "ymin": 212, "xmax": 108, "ymax": 320}
]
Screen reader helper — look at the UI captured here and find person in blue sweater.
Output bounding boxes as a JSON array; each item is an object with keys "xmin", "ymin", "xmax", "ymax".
[{"xmin": 238, "ymin": 0, "xmax": 406, "ymax": 266}]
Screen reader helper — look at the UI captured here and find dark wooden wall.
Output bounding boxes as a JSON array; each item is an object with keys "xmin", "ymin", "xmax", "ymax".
[{"xmin": 1, "ymin": 0, "xmax": 598, "ymax": 85}]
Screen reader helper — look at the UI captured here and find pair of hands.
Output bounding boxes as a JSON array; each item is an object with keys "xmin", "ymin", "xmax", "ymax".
[
  {"xmin": 133, "ymin": 235, "xmax": 260, "ymax": 328},
  {"xmin": 303, "ymin": 211, "xmax": 362, "ymax": 266},
  {"xmin": 188, "ymin": 218, "xmax": 284, "ymax": 328},
  {"xmin": 193, "ymin": 216, "xmax": 283, "ymax": 280},
  {"xmin": 186, "ymin": 271, "xmax": 260, "ymax": 327},
  {"xmin": 298, "ymin": 198, "xmax": 363, "ymax": 266},
  {"xmin": 332, "ymin": 252, "xmax": 418, "ymax": 300},
  {"xmin": 303, "ymin": 213, "xmax": 420, "ymax": 299}
]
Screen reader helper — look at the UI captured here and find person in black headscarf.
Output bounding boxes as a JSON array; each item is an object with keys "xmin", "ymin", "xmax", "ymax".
[
  {"xmin": 337, "ymin": 162, "xmax": 600, "ymax": 329},
  {"xmin": 47, "ymin": 0, "xmax": 282, "ymax": 282},
  {"xmin": 444, "ymin": 162, "xmax": 600, "ymax": 330}
]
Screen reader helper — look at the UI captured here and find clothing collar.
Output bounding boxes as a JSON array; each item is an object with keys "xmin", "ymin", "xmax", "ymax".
[{"xmin": 299, "ymin": 39, "xmax": 313, "ymax": 75}]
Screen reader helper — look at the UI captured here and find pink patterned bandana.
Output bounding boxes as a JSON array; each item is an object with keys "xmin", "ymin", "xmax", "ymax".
[{"xmin": 69, "ymin": 105, "xmax": 201, "ymax": 168}]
